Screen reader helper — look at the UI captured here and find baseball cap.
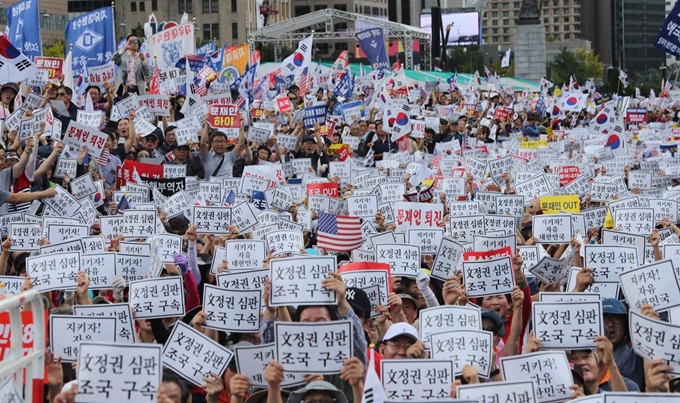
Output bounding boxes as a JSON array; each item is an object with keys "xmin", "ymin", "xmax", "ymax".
[
  {"xmin": 1, "ymin": 83, "xmax": 18, "ymax": 94},
  {"xmin": 288, "ymin": 381, "xmax": 347, "ymax": 403},
  {"xmin": 602, "ymin": 298, "xmax": 627, "ymax": 315},
  {"xmin": 345, "ymin": 287, "xmax": 371, "ymax": 318},
  {"xmin": 383, "ymin": 322, "xmax": 418, "ymax": 342},
  {"xmin": 397, "ymin": 293, "xmax": 418, "ymax": 309},
  {"xmin": 5, "ymin": 151, "xmax": 19, "ymax": 161},
  {"xmin": 302, "ymin": 135, "xmax": 316, "ymax": 143},
  {"xmin": 481, "ymin": 309, "xmax": 507, "ymax": 337}
]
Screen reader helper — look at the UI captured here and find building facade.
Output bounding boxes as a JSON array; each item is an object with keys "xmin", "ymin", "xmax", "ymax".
[{"xmin": 0, "ymin": 0, "xmax": 70, "ymax": 45}]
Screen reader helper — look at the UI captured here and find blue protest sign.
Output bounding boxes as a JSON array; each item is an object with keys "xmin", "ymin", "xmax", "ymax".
[
  {"xmin": 355, "ymin": 28, "xmax": 390, "ymax": 70},
  {"xmin": 303, "ymin": 105, "xmax": 327, "ymax": 129},
  {"xmin": 655, "ymin": 1, "xmax": 680, "ymax": 58},
  {"xmin": 5, "ymin": 0, "xmax": 42, "ymax": 61},
  {"xmin": 65, "ymin": 7, "xmax": 115, "ymax": 80}
]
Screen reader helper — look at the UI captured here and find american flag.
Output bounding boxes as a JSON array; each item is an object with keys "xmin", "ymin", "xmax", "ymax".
[
  {"xmin": 299, "ymin": 67, "xmax": 309, "ymax": 96},
  {"xmin": 115, "ymin": 195, "xmax": 130, "ymax": 215},
  {"xmin": 234, "ymin": 96, "xmax": 246, "ymax": 110},
  {"xmin": 431, "ymin": 154, "xmax": 442, "ymax": 168},
  {"xmin": 97, "ymin": 148, "xmax": 110, "ymax": 166},
  {"xmin": 316, "ymin": 211, "xmax": 363, "ymax": 252},
  {"xmin": 223, "ymin": 189, "xmax": 236, "ymax": 207}
]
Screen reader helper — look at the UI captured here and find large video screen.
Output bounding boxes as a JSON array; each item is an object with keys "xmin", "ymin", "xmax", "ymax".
[{"xmin": 420, "ymin": 11, "xmax": 480, "ymax": 46}]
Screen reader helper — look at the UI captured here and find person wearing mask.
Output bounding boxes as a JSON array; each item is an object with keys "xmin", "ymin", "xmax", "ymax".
[{"xmin": 113, "ymin": 34, "xmax": 150, "ymax": 96}]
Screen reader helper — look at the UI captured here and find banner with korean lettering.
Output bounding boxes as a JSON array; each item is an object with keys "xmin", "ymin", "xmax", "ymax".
[
  {"xmin": 62, "ymin": 121, "xmax": 107, "ymax": 158},
  {"xmin": 148, "ymin": 23, "xmax": 196, "ymax": 72},
  {"xmin": 208, "ymin": 104, "xmax": 242, "ymax": 129},
  {"xmin": 87, "ymin": 61, "xmax": 115, "ymax": 85},
  {"xmin": 355, "ymin": 28, "xmax": 390, "ymax": 70},
  {"xmin": 138, "ymin": 95, "xmax": 171, "ymax": 117},
  {"xmin": 34, "ymin": 57, "xmax": 63, "ymax": 81},
  {"xmin": 5, "ymin": 0, "xmax": 42, "ymax": 61},
  {"xmin": 65, "ymin": 7, "xmax": 115, "ymax": 81},
  {"xmin": 218, "ymin": 44, "xmax": 249, "ymax": 84},
  {"xmin": 655, "ymin": 0, "xmax": 680, "ymax": 58},
  {"xmin": 117, "ymin": 160, "xmax": 165, "ymax": 187}
]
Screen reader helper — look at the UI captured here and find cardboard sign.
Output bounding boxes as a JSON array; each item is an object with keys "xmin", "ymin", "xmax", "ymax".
[{"xmin": 208, "ymin": 104, "xmax": 241, "ymax": 129}]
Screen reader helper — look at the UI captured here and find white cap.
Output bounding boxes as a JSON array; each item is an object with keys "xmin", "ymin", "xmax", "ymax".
[{"xmin": 383, "ymin": 322, "xmax": 418, "ymax": 342}]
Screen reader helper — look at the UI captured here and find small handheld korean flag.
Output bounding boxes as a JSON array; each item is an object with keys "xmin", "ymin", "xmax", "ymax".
[
  {"xmin": 280, "ymin": 35, "xmax": 313, "ymax": 77},
  {"xmin": 361, "ymin": 349, "xmax": 386, "ymax": 403},
  {"xmin": 619, "ymin": 69, "xmax": 629, "ymax": 88}
]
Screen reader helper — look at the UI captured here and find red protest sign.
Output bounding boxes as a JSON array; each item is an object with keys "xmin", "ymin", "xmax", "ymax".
[
  {"xmin": 34, "ymin": 57, "xmax": 63, "ymax": 80},
  {"xmin": 306, "ymin": 182, "xmax": 339, "ymax": 198},
  {"xmin": 276, "ymin": 97, "xmax": 293, "ymax": 114},
  {"xmin": 117, "ymin": 160, "xmax": 165, "ymax": 187},
  {"xmin": 494, "ymin": 107, "xmax": 509, "ymax": 121},
  {"xmin": 250, "ymin": 108, "xmax": 264, "ymax": 119},
  {"xmin": 463, "ymin": 246, "xmax": 513, "ymax": 262},
  {"xmin": 559, "ymin": 165, "xmax": 581, "ymax": 186},
  {"xmin": 0, "ymin": 310, "xmax": 48, "ymax": 384},
  {"xmin": 208, "ymin": 104, "xmax": 241, "ymax": 129}
]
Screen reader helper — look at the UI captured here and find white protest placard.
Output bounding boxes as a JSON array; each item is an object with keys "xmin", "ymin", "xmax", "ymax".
[
  {"xmin": 532, "ymin": 300, "xmax": 604, "ymax": 349},
  {"xmin": 408, "ymin": 228, "xmax": 444, "ymax": 254},
  {"xmin": 448, "ymin": 214, "xmax": 486, "ymax": 243},
  {"xmin": 430, "ymin": 329, "xmax": 493, "ymax": 378},
  {"xmin": 138, "ymin": 94, "xmax": 171, "ymax": 116},
  {"xmin": 269, "ymin": 256, "xmax": 337, "ymax": 306},
  {"xmin": 265, "ymin": 230, "xmax": 304, "ymax": 256},
  {"xmin": 603, "ymin": 393, "xmax": 677, "ymax": 403},
  {"xmin": 590, "ymin": 182, "xmax": 618, "ymax": 202},
  {"xmin": 473, "ymin": 234, "xmax": 517, "ymax": 256},
  {"xmin": 394, "ymin": 202, "xmax": 443, "ymax": 233},
  {"xmin": 76, "ymin": 110, "xmax": 103, "ymax": 128},
  {"xmin": 501, "ymin": 351, "xmax": 574, "ymax": 403},
  {"xmin": 346, "ymin": 195, "xmax": 378, "ymax": 218},
  {"xmin": 230, "ymin": 201, "xmax": 259, "ymax": 234},
  {"xmin": 629, "ymin": 310, "xmax": 680, "ymax": 375},
  {"xmin": 0, "ymin": 275, "xmax": 24, "ymax": 295},
  {"xmin": 225, "ymin": 239, "xmax": 266, "ymax": 270},
  {"xmin": 339, "ymin": 267, "xmax": 390, "ymax": 313},
  {"xmin": 26, "ymin": 251, "xmax": 79, "ymax": 291},
  {"xmin": 419, "ymin": 305, "xmax": 482, "ymax": 349},
  {"xmin": 619, "ymin": 259, "xmax": 680, "ymax": 312},
  {"xmin": 431, "ymin": 237, "xmax": 465, "ymax": 281},
  {"xmin": 9, "ymin": 222, "xmax": 42, "ymax": 251},
  {"xmin": 381, "ymin": 359, "xmax": 454, "ymax": 401},
  {"xmin": 129, "ymin": 277, "xmax": 185, "ymax": 319},
  {"xmin": 192, "ymin": 205, "xmax": 232, "ymax": 234},
  {"xmin": 247, "ymin": 123, "xmax": 273, "ymax": 143},
  {"xmin": 75, "ymin": 342, "xmax": 162, "ymax": 403},
  {"xmin": 583, "ymin": 245, "xmax": 638, "ymax": 283},
  {"xmin": 42, "ymin": 185, "xmax": 80, "ymax": 217},
  {"xmin": 215, "ymin": 269, "xmax": 268, "ymax": 302},
  {"xmin": 601, "ymin": 230, "xmax": 646, "ymax": 264},
  {"xmin": 457, "ymin": 381, "xmax": 537, "ymax": 403},
  {"xmin": 63, "ymin": 120, "xmax": 107, "ymax": 158},
  {"xmin": 149, "ymin": 234, "xmax": 183, "ymax": 263},
  {"xmin": 613, "ymin": 207, "xmax": 654, "ymax": 235},
  {"xmin": 539, "ymin": 292, "xmax": 602, "ymax": 303},
  {"xmin": 162, "ymin": 321, "xmax": 234, "ymax": 386},
  {"xmin": 54, "ymin": 158, "xmax": 77, "ymax": 179},
  {"xmin": 122, "ymin": 210, "xmax": 157, "ymax": 238},
  {"xmin": 202, "ymin": 285, "xmax": 261, "ymax": 332},
  {"xmin": 532, "ymin": 214, "xmax": 572, "ymax": 244},
  {"xmin": 47, "ymin": 223, "xmax": 89, "ymax": 244},
  {"xmin": 649, "ymin": 199, "xmax": 679, "ymax": 222},
  {"xmin": 275, "ymin": 321, "xmax": 353, "ymax": 374},
  {"xmin": 70, "ymin": 173, "xmax": 99, "ymax": 199},
  {"xmin": 50, "ymin": 315, "xmax": 117, "ymax": 362},
  {"xmin": 495, "ymin": 195, "xmax": 525, "ymax": 217},
  {"xmin": 234, "ymin": 342, "xmax": 305, "ymax": 388},
  {"xmin": 73, "ymin": 303, "xmax": 136, "ymax": 343},
  {"xmin": 462, "ymin": 256, "xmax": 515, "ymax": 298},
  {"xmin": 375, "ymin": 244, "xmax": 421, "ymax": 278},
  {"xmin": 514, "ymin": 174, "xmax": 552, "ymax": 201},
  {"xmin": 80, "ymin": 253, "xmax": 117, "ymax": 290},
  {"xmin": 448, "ymin": 201, "xmax": 481, "ymax": 217}
]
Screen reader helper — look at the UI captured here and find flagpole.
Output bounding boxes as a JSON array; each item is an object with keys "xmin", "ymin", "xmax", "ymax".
[{"xmin": 111, "ymin": 2, "xmax": 116, "ymax": 52}]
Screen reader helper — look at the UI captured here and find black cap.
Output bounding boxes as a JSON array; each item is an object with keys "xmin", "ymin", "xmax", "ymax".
[
  {"xmin": 345, "ymin": 287, "xmax": 371, "ymax": 318},
  {"xmin": 302, "ymin": 135, "xmax": 316, "ymax": 143}
]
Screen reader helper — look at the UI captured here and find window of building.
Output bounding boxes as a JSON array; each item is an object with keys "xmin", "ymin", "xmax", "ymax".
[
  {"xmin": 553, "ymin": 17, "xmax": 559, "ymax": 23},
  {"xmin": 295, "ymin": 5, "xmax": 310, "ymax": 15},
  {"xmin": 211, "ymin": 0, "xmax": 218, "ymax": 12},
  {"xmin": 543, "ymin": 9, "xmax": 549, "ymax": 15},
  {"xmin": 492, "ymin": 11, "xmax": 498, "ymax": 17},
  {"xmin": 203, "ymin": 24, "xmax": 210, "ymax": 40},
  {"xmin": 314, "ymin": 4, "xmax": 326, "ymax": 10},
  {"xmin": 152, "ymin": 0, "xmax": 157, "ymax": 11},
  {"xmin": 554, "ymin": 8, "xmax": 560, "ymax": 14},
  {"xmin": 482, "ymin": 20, "xmax": 487, "ymax": 26},
  {"xmin": 202, "ymin": 0, "xmax": 209, "ymax": 13},
  {"xmin": 131, "ymin": 2, "xmax": 137, "ymax": 12},
  {"xmin": 503, "ymin": 27, "xmax": 509, "ymax": 33},
  {"xmin": 493, "ymin": 36, "xmax": 499, "ymax": 42},
  {"xmin": 553, "ymin": 0, "xmax": 558, "ymax": 6},
  {"xmin": 333, "ymin": 4, "xmax": 346, "ymax": 11},
  {"xmin": 231, "ymin": 0, "xmax": 237, "ymax": 12},
  {"xmin": 503, "ymin": 35, "xmax": 510, "ymax": 42},
  {"xmin": 574, "ymin": 0, "xmax": 579, "ymax": 4},
  {"xmin": 503, "ymin": 20, "xmax": 508, "ymax": 25},
  {"xmin": 563, "ymin": 8, "xmax": 569, "ymax": 14},
  {"xmin": 492, "ymin": 28, "xmax": 499, "ymax": 34},
  {"xmin": 514, "ymin": 2, "xmax": 520, "ymax": 7},
  {"xmin": 212, "ymin": 24, "xmax": 219, "ymax": 40},
  {"xmin": 542, "ymin": 0, "xmax": 547, "ymax": 6},
  {"xmin": 372, "ymin": 6, "xmax": 379, "ymax": 15},
  {"xmin": 554, "ymin": 34, "xmax": 560, "ymax": 40},
  {"xmin": 335, "ymin": 22, "xmax": 347, "ymax": 30},
  {"xmin": 564, "ymin": 0, "xmax": 569, "ymax": 4},
  {"xmin": 553, "ymin": 25, "xmax": 560, "ymax": 32},
  {"xmin": 354, "ymin": 5, "xmax": 358, "ymax": 12},
  {"xmin": 502, "ymin": 3, "xmax": 508, "ymax": 8},
  {"xmin": 178, "ymin": 0, "xmax": 184, "ymax": 13},
  {"xmin": 574, "ymin": 16, "xmax": 580, "ymax": 22},
  {"xmin": 492, "ymin": 20, "xmax": 498, "ymax": 26},
  {"xmin": 564, "ymin": 33, "xmax": 570, "ymax": 39},
  {"xmin": 502, "ymin": 11, "xmax": 509, "ymax": 17},
  {"xmin": 574, "ymin": 33, "xmax": 580, "ymax": 39},
  {"xmin": 543, "ymin": 18, "xmax": 548, "ymax": 24},
  {"xmin": 574, "ymin": 24, "xmax": 580, "ymax": 31},
  {"xmin": 232, "ymin": 22, "xmax": 238, "ymax": 39},
  {"xmin": 482, "ymin": 28, "xmax": 488, "ymax": 35},
  {"xmin": 139, "ymin": 2, "xmax": 145, "ymax": 11},
  {"xmin": 514, "ymin": 11, "xmax": 519, "ymax": 16},
  {"xmin": 564, "ymin": 16, "xmax": 569, "ymax": 22},
  {"xmin": 186, "ymin": 0, "xmax": 192, "ymax": 12},
  {"xmin": 492, "ymin": 2, "xmax": 498, "ymax": 8}
]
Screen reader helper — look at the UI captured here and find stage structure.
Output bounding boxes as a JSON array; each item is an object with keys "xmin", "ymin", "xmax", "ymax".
[{"xmin": 248, "ymin": 8, "xmax": 432, "ymax": 71}]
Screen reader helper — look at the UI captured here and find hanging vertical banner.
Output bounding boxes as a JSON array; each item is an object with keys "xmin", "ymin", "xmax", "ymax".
[
  {"xmin": 655, "ymin": 0, "xmax": 680, "ymax": 58},
  {"xmin": 4, "ymin": 0, "xmax": 42, "ymax": 60},
  {"xmin": 148, "ymin": 23, "xmax": 196, "ymax": 72},
  {"xmin": 64, "ymin": 7, "xmax": 115, "ymax": 80},
  {"xmin": 219, "ymin": 44, "xmax": 250, "ymax": 84},
  {"xmin": 355, "ymin": 27, "xmax": 390, "ymax": 70}
]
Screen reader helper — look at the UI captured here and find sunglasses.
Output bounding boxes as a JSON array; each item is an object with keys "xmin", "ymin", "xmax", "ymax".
[{"xmin": 57, "ymin": 92, "xmax": 67, "ymax": 97}]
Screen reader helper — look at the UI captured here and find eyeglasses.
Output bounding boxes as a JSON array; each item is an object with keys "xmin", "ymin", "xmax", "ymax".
[
  {"xmin": 57, "ymin": 92, "xmax": 67, "ymax": 97},
  {"xmin": 302, "ymin": 399, "xmax": 335, "ymax": 403},
  {"xmin": 129, "ymin": 39, "xmax": 140, "ymax": 44},
  {"xmin": 385, "ymin": 341, "xmax": 414, "ymax": 351},
  {"xmin": 483, "ymin": 327, "xmax": 497, "ymax": 334},
  {"xmin": 212, "ymin": 139, "xmax": 227, "ymax": 144}
]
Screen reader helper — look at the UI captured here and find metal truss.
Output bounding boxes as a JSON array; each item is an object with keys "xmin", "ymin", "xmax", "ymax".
[{"xmin": 249, "ymin": 8, "xmax": 431, "ymax": 70}]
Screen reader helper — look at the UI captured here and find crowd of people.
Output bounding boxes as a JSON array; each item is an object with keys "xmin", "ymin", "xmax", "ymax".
[{"xmin": 0, "ymin": 31, "xmax": 679, "ymax": 403}]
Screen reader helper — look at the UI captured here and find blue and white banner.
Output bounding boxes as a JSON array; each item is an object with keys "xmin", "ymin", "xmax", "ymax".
[
  {"xmin": 196, "ymin": 41, "xmax": 215, "ymax": 55},
  {"xmin": 4, "ymin": 0, "xmax": 41, "ymax": 61},
  {"xmin": 655, "ymin": 0, "xmax": 680, "ymax": 57},
  {"xmin": 355, "ymin": 28, "xmax": 390, "ymax": 70},
  {"xmin": 148, "ymin": 23, "xmax": 195, "ymax": 72},
  {"xmin": 65, "ymin": 7, "xmax": 115, "ymax": 80},
  {"xmin": 303, "ymin": 105, "xmax": 326, "ymax": 129}
]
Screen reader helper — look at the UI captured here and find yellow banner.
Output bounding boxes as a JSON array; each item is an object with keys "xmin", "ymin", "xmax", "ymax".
[
  {"xmin": 540, "ymin": 194, "xmax": 580, "ymax": 214},
  {"xmin": 520, "ymin": 141, "xmax": 540, "ymax": 149},
  {"xmin": 219, "ymin": 44, "xmax": 249, "ymax": 83}
]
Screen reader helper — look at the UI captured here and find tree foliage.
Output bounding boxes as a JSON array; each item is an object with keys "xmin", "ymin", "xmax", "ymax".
[
  {"xmin": 446, "ymin": 45, "xmax": 485, "ymax": 74},
  {"xmin": 43, "ymin": 39, "xmax": 66, "ymax": 58},
  {"xmin": 550, "ymin": 47, "xmax": 604, "ymax": 86}
]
